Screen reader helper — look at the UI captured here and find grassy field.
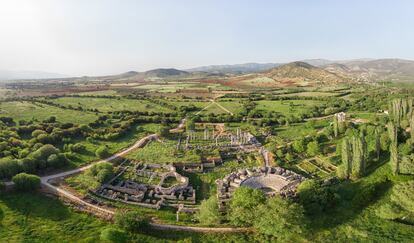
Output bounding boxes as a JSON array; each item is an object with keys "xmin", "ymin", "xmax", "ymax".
[
  {"xmin": 134, "ymin": 82, "xmax": 228, "ymax": 93},
  {"xmin": 68, "ymin": 123, "xmax": 160, "ymax": 167},
  {"xmin": 49, "ymin": 97, "xmax": 173, "ymax": 113},
  {"xmin": 240, "ymin": 76, "xmax": 276, "ymax": 85},
  {"xmin": 0, "ymin": 101, "xmax": 98, "ymax": 124},
  {"xmin": 0, "ymin": 192, "xmax": 254, "ymax": 242},
  {"xmin": 278, "ymin": 91, "xmax": 338, "ymax": 97},
  {"xmin": 274, "ymin": 119, "xmax": 329, "ymax": 140},
  {"xmin": 255, "ymin": 100, "xmax": 324, "ymax": 115},
  {"xmin": 75, "ymin": 90, "xmax": 120, "ymax": 96},
  {"xmin": 126, "ymin": 137, "xmax": 201, "ymax": 164}
]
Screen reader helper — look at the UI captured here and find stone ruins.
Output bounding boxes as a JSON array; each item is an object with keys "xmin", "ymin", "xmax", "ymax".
[
  {"xmin": 216, "ymin": 166, "xmax": 305, "ymax": 211},
  {"xmin": 93, "ymin": 162, "xmax": 196, "ymax": 211}
]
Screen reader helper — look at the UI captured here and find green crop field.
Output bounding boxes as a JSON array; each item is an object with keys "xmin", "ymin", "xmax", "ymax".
[
  {"xmin": 0, "ymin": 101, "xmax": 98, "ymax": 124},
  {"xmin": 49, "ymin": 97, "xmax": 173, "ymax": 113},
  {"xmin": 75, "ymin": 90, "xmax": 120, "ymax": 96},
  {"xmin": 279, "ymin": 91, "xmax": 338, "ymax": 97},
  {"xmin": 255, "ymin": 100, "xmax": 324, "ymax": 114},
  {"xmin": 126, "ymin": 138, "xmax": 201, "ymax": 164}
]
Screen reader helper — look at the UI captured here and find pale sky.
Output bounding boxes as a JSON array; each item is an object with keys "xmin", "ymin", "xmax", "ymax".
[{"xmin": 0, "ymin": 0, "xmax": 413, "ymax": 76}]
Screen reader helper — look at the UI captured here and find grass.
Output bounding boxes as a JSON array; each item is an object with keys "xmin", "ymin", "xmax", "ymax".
[
  {"xmin": 0, "ymin": 192, "xmax": 106, "ymax": 242},
  {"xmin": 274, "ymin": 119, "xmax": 329, "ymax": 140},
  {"xmin": 75, "ymin": 90, "xmax": 120, "ymax": 96},
  {"xmin": 307, "ymin": 163, "xmax": 414, "ymax": 242},
  {"xmin": 0, "ymin": 101, "xmax": 98, "ymax": 124},
  {"xmin": 49, "ymin": 97, "xmax": 173, "ymax": 113},
  {"xmin": 68, "ymin": 123, "xmax": 160, "ymax": 167},
  {"xmin": 278, "ymin": 91, "xmax": 338, "ymax": 97},
  {"xmin": 255, "ymin": 100, "xmax": 324, "ymax": 115},
  {"xmin": 126, "ymin": 137, "xmax": 201, "ymax": 164},
  {"xmin": 0, "ymin": 191, "xmax": 254, "ymax": 242}
]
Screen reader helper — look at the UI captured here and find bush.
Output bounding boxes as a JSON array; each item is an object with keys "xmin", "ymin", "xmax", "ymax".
[
  {"xmin": 0, "ymin": 159, "xmax": 20, "ymax": 179},
  {"xmin": 114, "ymin": 211, "xmax": 149, "ymax": 232},
  {"xmin": 195, "ymin": 196, "xmax": 221, "ymax": 225},
  {"xmin": 47, "ymin": 153, "xmax": 68, "ymax": 168},
  {"xmin": 254, "ymin": 196, "xmax": 306, "ymax": 241},
  {"xmin": 306, "ymin": 141, "xmax": 320, "ymax": 156},
  {"xmin": 297, "ymin": 179, "xmax": 340, "ymax": 215},
  {"xmin": 229, "ymin": 187, "xmax": 266, "ymax": 226},
  {"xmin": 71, "ymin": 143, "xmax": 86, "ymax": 153},
  {"xmin": 96, "ymin": 146, "xmax": 110, "ymax": 159},
  {"xmin": 89, "ymin": 162, "xmax": 114, "ymax": 183},
  {"xmin": 100, "ymin": 227, "xmax": 127, "ymax": 243},
  {"xmin": 12, "ymin": 173, "xmax": 40, "ymax": 191},
  {"xmin": 0, "ymin": 206, "xmax": 4, "ymax": 223}
]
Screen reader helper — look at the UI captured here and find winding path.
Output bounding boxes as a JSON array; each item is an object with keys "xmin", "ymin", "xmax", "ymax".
[{"xmin": 8, "ymin": 119, "xmax": 248, "ymax": 233}]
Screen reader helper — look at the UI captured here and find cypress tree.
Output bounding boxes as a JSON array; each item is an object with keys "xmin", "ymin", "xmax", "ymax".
[
  {"xmin": 387, "ymin": 122, "xmax": 399, "ymax": 174},
  {"xmin": 351, "ymin": 136, "xmax": 364, "ymax": 178},
  {"xmin": 374, "ymin": 126, "xmax": 381, "ymax": 161},
  {"xmin": 333, "ymin": 115, "xmax": 339, "ymax": 137},
  {"xmin": 410, "ymin": 112, "xmax": 414, "ymax": 139},
  {"xmin": 341, "ymin": 137, "xmax": 352, "ymax": 178}
]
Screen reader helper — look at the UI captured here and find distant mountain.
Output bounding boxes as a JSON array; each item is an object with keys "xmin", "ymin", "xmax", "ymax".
[
  {"xmin": 321, "ymin": 58, "xmax": 414, "ymax": 82},
  {"xmin": 187, "ymin": 63, "xmax": 282, "ymax": 74},
  {"xmin": 264, "ymin": 61, "xmax": 348, "ymax": 84},
  {"xmin": 144, "ymin": 68, "xmax": 189, "ymax": 78},
  {"xmin": 0, "ymin": 70, "xmax": 68, "ymax": 81},
  {"xmin": 300, "ymin": 59, "xmax": 337, "ymax": 67}
]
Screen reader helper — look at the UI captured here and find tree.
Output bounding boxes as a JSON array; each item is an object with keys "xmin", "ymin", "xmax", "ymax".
[
  {"xmin": 100, "ymin": 227, "xmax": 127, "ymax": 243},
  {"xmin": 47, "ymin": 153, "xmax": 68, "ymax": 168},
  {"xmin": 0, "ymin": 206, "xmax": 4, "ymax": 224},
  {"xmin": 12, "ymin": 173, "xmax": 40, "ymax": 191},
  {"xmin": 114, "ymin": 211, "xmax": 149, "ymax": 232},
  {"xmin": 387, "ymin": 122, "xmax": 399, "ymax": 174},
  {"xmin": 333, "ymin": 115, "xmax": 339, "ymax": 137},
  {"xmin": 306, "ymin": 141, "xmax": 320, "ymax": 157},
  {"xmin": 340, "ymin": 137, "xmax": 352, "ymax": 179},
  {"xmin": 297, "ymin": 179, "xmax": 340, "ymax": 214},
  {"xmin": 89, "ymin": 162, "xmax": 114, "ymax": 183},
  {"xmin": 95, "ymin": 146, "xmax": 110, "ymax": 159},
  {"xmin": 158, "ymin": 125, "xmax": 170, "ymax": 137},
  {"xmin": 0, "ymin": 159, "xmax": 20, "ymax": 179},
  {"xmin": 195, "ymin": 196, "xmax": 221, "ymax": 225},
  {"xmin": 292, "ymin": 138, "xmax": 305, "ymax": 153},
  {"xmin": 374, "ymin": 126, "xmax": 381, "ymax": 161},
  {"xmin": 254, "ymin": 196, "xmax": 306, "ymax": 241},
  {"xmin": 186, "ymin": 119, "xmax": 196, "ymax": 131},
  {"xmin": 351, "ymin": 135, "xmax": 365, "ymax": 178},
  {"xmin": 229, "ymin": 187, "xmax": 266, "ymax": 226},
  {"xmin": 411, "ymin": 112, "xmax": 414, "ymax": 139}
]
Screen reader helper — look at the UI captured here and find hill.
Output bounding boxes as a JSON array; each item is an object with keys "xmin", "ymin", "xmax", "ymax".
[
  {"xmin": 317, "ymin": 59, "xmax": 414, "ymax": 82},
  {"xmin": 264, "ymin": 61, "xmax": 348, "ymax": 85},
  {"xmin": 226, "ymin": 61, "xmax": 349, "ymax": 87},
  {"xmin": 0, "ymin": 70, "xmax": 69, "ymax": 81},
  {"xmin": 187, "ymin": 63, "xmax": 281, "ymax": 74}
]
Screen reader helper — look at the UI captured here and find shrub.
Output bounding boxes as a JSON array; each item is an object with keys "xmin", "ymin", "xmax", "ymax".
[
  {"xmin": 254, "ymin": 196, "xmax": 306, "ymax": 241},
  {"xmin": 12, "ymin": 173, "xmax": 40, "ymax": 191},
  {"xmin": 195, "ymin": 196, "xmax": 221, "ymax": 225},
  {"xmin": 0, "ymin": 206, "xmax": 4, "ymax": 223},
  {"xmin": 306, "ymin": 141, "xmax": 320, "ymax": 156},
  {"xmin": 114, "ymin": 211, "xmax": 149, "ymax": 232},
  {"xmin": 0, "ymin": 158, "xmax": 20, "ymax": 179},
  {"xmin": 96, "ymin": 146, "xmax": 110, "ymax": 159},
  {"xmin": 100, "ymin": 227, "xmax": 127, "ymax": 243},
  {"xmin": 229, "ymin": 187, "xmax": 266, "ymax": 226},
  {"xmin": 89, "ymin": 162, "xmax": 114, "ymax": 183},
  {"xmin": 71, "ymin": 143, "xmax": 86, "ymax": 153}
]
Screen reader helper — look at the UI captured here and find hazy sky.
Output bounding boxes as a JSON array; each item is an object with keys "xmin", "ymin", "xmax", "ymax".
[{"xmin": 0, "ymin": 0, "xmax": 413, "ymax": 76}]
